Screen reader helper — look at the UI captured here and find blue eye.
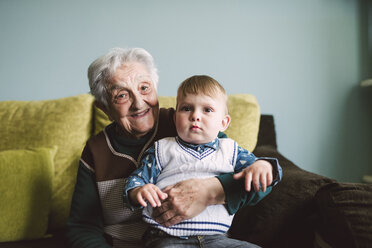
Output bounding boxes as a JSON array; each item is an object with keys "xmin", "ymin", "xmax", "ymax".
[{"xmin": 204, "ymin": 107, "xmax": 213, "ymax": 113}]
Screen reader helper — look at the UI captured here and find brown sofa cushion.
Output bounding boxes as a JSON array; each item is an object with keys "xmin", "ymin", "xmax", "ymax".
[{"xmin": 315, "ymin": 182, "xmax": 372, "ymax": 248}]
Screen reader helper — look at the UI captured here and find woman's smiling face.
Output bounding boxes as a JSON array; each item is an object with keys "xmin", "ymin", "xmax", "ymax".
[{"xmin": 104, "ymin": 62, "xmax": 159, "ymax": 138}]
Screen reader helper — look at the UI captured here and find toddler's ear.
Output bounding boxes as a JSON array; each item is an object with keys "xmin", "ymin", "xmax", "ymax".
[
  {"xmin": 220, "ymin": 114, "xmax": 231, "ymax": 132},
  {"xmin": 173, "ymin": 111, "xmax": 176, "ymax": 123}
]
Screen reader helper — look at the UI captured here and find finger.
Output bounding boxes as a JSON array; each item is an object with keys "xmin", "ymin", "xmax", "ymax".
[
  {"xmin": 154, "ymin": 210, "xmax": 176, "ymax": 225},
  {"xmin": 152, "ymin": 201, "xmax": 170, "ymax": 218},
  {"xmin": 252, "ymin": 173, "xmax": 260, "ymax": 192},
  {"xmin": 136, "ymin": 194, "xmax": 147, "ymax": 207},
  {"xmin": 155, "ymin": 187, "xmax": 168, "ymax": 200},
  {"xmin": 245, "ymin": 172, "xmax": 252, "ymax": 191},
  {"xmin": 161, "ymin": 185, "xmax": 173, "ymax": 194},
  {"xmin": 145, "ymin": 193, "xmax": 157, "ymax": 208},
  {"xmin": 151, "ymin": 190, "xmax": 162, "ymax": 207},
  {"xmin": 260, "ymin": 173, "xmax": 267, "ymax": 192},
  {"xmin": 267, "ymin": 170, "xmax": 273, "ymax": 186},
  {"xmin": 162, "ymin": 215, "xmax": 184, "ymax": 227},
  {"xmin": 149, "ymin": 186, "xmax": 167, "ymax": 206},
  {"xmin": 233, "ymin": 171, "xmax": 244, "ymax": 180},
  {"xmin": 143, "ymin": 189, "xmax": 160, "ymax": 208},
  {"xmin": 160, "ymin": 192, "xmax": 168, "ymax": 200}
]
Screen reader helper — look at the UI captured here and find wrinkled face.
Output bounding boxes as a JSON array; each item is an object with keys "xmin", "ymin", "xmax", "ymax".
[
  {"xmin": 174, "ymin": 93, "xmax": 230, "ymax": 144},
  {"xmin": 104, "ymin": 62, "xmax": 159, "ymax": 139}
]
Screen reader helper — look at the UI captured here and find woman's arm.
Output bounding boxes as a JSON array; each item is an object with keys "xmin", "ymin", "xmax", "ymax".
[{"xmin": 65, "ymin": 163, "xmax": 111, "ymax": 248}]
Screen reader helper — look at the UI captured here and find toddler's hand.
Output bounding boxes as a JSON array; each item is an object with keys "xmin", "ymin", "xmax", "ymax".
[
  {"xmin": 233, "ymin": 160, "xmax": 273, "ymax": 192},
  {"xmin": 130, "ymin": 184, "xmax": 168, "ymax": 208}
]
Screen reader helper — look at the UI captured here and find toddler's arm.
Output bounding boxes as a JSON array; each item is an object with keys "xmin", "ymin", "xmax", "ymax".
[{"xmin": 123, "ymin": 146, "xmax": 163, "ymax": 209}]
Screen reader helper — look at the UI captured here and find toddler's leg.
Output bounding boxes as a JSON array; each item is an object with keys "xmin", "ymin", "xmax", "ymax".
[
  {"xmin": 202, "ymin": 234, "xmax": 261, "ymax": 248},
  {"xmin": 143, "ymin": 228, "xmax": 199, "ymax": 248}
]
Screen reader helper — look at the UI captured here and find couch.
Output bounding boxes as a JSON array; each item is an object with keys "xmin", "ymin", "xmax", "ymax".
[{"xmin": 0, "ymin": 94, "xmax": 371, "ymax": 248}]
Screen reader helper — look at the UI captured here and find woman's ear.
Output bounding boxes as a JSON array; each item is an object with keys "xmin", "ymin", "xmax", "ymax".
[
  {"xmin": 94, "ymin": 101, "xmax": 113, "ymax": 121},
  {"xmin": 220, "ymin": 114, "xmax": 231, "ymax": 132}
]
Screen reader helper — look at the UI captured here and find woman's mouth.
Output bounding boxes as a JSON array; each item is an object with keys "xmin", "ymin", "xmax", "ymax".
[{"xmin": 130, "ymin": 108, "xmax": 150, "ymax": 118}]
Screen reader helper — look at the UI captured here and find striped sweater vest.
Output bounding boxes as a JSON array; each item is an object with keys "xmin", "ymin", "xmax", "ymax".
[{"xmin": 143, "ymin": 137, "xmax": 238, "ymax": 236}]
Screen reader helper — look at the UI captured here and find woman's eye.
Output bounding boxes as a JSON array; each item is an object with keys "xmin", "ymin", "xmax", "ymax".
[
  {"xmin": 114, "ymin": 91, "xmax": 128, "ymax": 103},
  {"xmin": 140, "ymin": 84, "xmax": 150, "ymax": 92}
]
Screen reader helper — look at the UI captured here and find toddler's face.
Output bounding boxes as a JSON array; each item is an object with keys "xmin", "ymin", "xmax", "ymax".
[{"xmin": 174, "ymin": 93, "xmax": 230, "ymax": 144}]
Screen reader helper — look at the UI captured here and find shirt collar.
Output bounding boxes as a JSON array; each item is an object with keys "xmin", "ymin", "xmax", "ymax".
[{"xmin": 176, "ymin": 136, "xmax": 219, "ymax": 151}]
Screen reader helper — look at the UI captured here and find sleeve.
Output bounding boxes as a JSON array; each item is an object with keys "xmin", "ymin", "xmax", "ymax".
[
  {"xmin": 65, "ymin": 162, "xmax": 111, "ymax": 248},
  {"xmin": 123, "ymin": 146, "xmax": 161, "ymax": 209},
  {"xmin": 217, "ymin": 145, "xmax": 283, "ymax": 215},
  {"xmin": 234, "ymin": 146, "xmax": 258, "ymax": 173}
]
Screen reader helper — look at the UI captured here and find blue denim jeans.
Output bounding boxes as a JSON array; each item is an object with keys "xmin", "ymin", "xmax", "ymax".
[{"xmin": 143, "ymin": 228, "xmax": 261, "ymax": 248}]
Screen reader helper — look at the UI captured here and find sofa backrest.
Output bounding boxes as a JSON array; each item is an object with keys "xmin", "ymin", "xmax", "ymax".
[
  {"xmin": 0, "ymin": 94, "xmax": 94, "ymax": 230},
  {"xmin": 0, "ymin": 93, "xmax": 260, "ymax": 232}
]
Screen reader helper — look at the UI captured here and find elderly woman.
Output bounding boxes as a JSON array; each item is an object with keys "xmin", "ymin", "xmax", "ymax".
[{"xmin": 65, "ymin": 48, "xmax": 279, "ymax": 248}]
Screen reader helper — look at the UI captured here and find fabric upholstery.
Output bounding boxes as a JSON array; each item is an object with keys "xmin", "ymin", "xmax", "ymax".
[
  {"xmin": 0, "ymin": 147, "xmax": 56, "ymax": 242},
  {"xmin": 0, "ymin": 94, "xmax": 94, "ymax": 230},
  {"xmin": 315, "ymin": 182, "xmax": 372, "ymax": 248}
]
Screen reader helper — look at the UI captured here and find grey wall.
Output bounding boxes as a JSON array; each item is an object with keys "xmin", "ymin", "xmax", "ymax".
[{"xmin": 1, "ymin": 0, "xmax": 371, "ymax": 182}]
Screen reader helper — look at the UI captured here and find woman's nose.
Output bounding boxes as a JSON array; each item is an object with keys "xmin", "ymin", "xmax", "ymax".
[{"xmin": 130, "ymin": 92, "xmax": 145, "ymax": 110}]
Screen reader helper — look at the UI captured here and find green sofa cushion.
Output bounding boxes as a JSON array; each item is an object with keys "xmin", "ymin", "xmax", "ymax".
[
  {"xmin": 0, "ymin": 147, "xmax": 56, "ymax": 242},
  {"xmin": 94, "ymin": 94, "xmax": 260, "ymax": 152},
  {"xmin": 0, "ymin": 94, "xmax": 94, "ymax": 230}
]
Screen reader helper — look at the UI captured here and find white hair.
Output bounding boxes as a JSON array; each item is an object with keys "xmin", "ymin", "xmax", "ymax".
[{"xmin": 88, "ymin": 47, "xmax": 159, "ymax": 109}]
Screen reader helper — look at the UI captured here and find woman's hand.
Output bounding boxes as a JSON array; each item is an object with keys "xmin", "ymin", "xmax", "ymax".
[
  {"xmin": 151, "ymin": 177, "xmax": 225, "ymax": 227},
  {"xmin": 233, "ymin": 160, "xmax": 273, "ymax": 192}
]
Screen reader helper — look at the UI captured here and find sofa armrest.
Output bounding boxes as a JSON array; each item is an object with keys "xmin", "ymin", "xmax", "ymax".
[
  {"xmin": 315, "ymin": 182, "xmax": 372, "ymax": 248},
  {"xmin": 230, "ymin": 146, "xmax": 336, "ymax": 248}
]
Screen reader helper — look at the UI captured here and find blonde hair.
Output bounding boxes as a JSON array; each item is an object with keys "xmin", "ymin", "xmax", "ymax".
[{"xmin": 177, "ymin": 75, "xmax": 228, "ymax": 113}]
